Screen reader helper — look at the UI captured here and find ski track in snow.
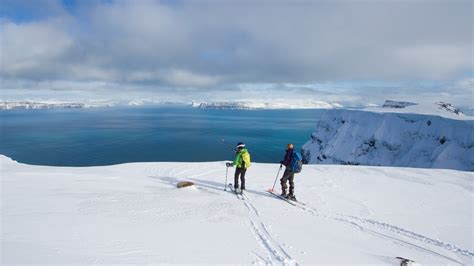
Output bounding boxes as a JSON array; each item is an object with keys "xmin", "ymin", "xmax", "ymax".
[
  {"xmin": 286, "ymin": 199, "xmax": 471, "ymax": 264},
  {"xmin": 241, "ymin": 192, "xmax": 297, "ymax": 265},
  {"xmin": 349, "ymin": 216, "xmax": 473, "ymax": 259},
  {"xmin": 16, "ymin": 163, "xmax": 463, "ymax": 264},
  {"xmin": 171, "ymin": 166, "xmax": 296, "ymax": 264},
  {"xmin": 172, "ymin": 166, "xmax": 471, "ymax": 264}
]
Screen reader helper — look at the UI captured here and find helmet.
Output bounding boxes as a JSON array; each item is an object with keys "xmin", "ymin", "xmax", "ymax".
[
  {"xmin": 287, "ymin": 143, "xmax": 294, "ymax": 149},
  {"xmin": 236, "ymin": 142, "xmax": 245, "ymax": 149}
]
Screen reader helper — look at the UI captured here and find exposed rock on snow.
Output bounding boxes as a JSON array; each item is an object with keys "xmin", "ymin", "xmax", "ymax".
[
  {"xmin": 302, "ymin": 102, "xmax": 474, "ymax": 171},
  {"xmin": 435, "ymin": 101, "xmax": 464, "ymax": 115},
  {"xmin": 382, "ymin": 100, "xmax": 418, "ymax": 109}
]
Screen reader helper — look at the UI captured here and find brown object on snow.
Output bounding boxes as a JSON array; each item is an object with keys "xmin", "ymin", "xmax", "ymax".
[{"xmin": 177, "ymin": 181, "xmax": 195, "ymax": 188}]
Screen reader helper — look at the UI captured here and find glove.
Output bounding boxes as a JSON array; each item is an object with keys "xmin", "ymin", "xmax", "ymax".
[
  {"xmin": 280, "ymin": 160, "xmax": 284, "ymax": 164},
  {"xmin": 280, "ymin": 164, "xmax": 283, "ymax": 168},
  {"xmin": 226, "ymin": 162, "xmax": 233, "ymax": 167}
]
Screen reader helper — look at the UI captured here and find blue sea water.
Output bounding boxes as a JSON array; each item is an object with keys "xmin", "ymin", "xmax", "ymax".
[{"xmin": 0, "ymin": 106, "xmax": 324, "ymax": 166}]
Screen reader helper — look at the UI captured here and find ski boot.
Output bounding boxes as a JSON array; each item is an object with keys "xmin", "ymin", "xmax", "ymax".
[{"xmin": 288, "ymin": 194, "xmax": 297, "ymax": 201}]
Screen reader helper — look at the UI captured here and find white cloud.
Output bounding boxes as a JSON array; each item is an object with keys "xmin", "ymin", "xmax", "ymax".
[
  {"xmin": 0, "ymin": 0, "xmax": 472, "ymax": 105},
  {"xmin": 161, "ymin": 69, "xmax": 220, "ymax": 87},
  {"xmin": 0, "ymin": 19, "xmax": 73, "ymax": 77},
  {"xmin": 395, "ymin": 45, "xmax": 472, "ymax": 78},
  {"xmin": 126, "ymin": 69, "xmax": 220, "ymax": 87},
  {"xmin": 453, "ymin": 78, "xmax": 474, "ymax": 92}
]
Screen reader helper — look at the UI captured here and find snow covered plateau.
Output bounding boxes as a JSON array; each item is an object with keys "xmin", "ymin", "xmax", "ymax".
[
  {"xmin": 303, "ymin": 102, "xmax": 474, "ymax": 171},
  {"xmin": 1, "ymin": 155, "xmax": 472, "ymax": 264}
]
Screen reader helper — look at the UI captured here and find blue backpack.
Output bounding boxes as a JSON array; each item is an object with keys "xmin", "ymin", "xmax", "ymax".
[{"xmin": 290, "ymin": 151, "xmax": 303, "ymax": 173}]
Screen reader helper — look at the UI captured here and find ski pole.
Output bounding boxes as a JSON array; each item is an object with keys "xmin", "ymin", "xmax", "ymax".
[
  {"xmin": 269, "ymin": 165, "xmax": 282, "ymax": 192},
  {"xmin": 224, "ymin": 165, "xmax": 229, "ymax": 191}
]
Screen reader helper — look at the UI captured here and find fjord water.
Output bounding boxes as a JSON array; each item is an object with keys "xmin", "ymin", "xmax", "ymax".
[{"xmin": 0, "ymin": 106, "xmax": 324, "ymax": 166}]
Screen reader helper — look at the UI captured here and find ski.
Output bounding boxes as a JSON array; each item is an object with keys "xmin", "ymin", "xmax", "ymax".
[
  {"xmin": 228, "ymin": 183, "xmax": 244, "ymax": 200},
  {"xmin": 267, "ymin": 191, "xmax": 298, "ymax": 206},
  {"xmin": 267, "ymin": 190, "xmax": 306, "ymax": 206},
  {"xmin": 396, "ymin": 257, "xmax": 415, "ymax": 266},
  {"xmin": 229, "ymin": 183, "xmax": 244, "ymax": 195}
]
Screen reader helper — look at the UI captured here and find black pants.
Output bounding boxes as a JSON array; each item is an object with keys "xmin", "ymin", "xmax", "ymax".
[
  {"xmin": 280, "ymin": 169, "xmax": 295, "ymax": 195},
  {"xmin": 234, "ymin": 167, "xmax": 246, "ymax": 189}
]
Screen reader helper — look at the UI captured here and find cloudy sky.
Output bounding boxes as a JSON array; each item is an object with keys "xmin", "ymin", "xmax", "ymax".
[{"xmin": 0, "ymin": 0, "xmax": 472, "ymax": 107}]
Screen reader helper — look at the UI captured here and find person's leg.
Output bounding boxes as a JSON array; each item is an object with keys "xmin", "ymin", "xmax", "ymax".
[
  {"xmin": 289, "ymin": 172, "xmax": 295, "ymax": 196},
  {"xmin": 234, "ymin": 168, "xmax": 240, "ymax": 189},
  {"xmin": 240, "ymin": 168, "xmax": 247, "ymax": 190},
  {"xmin": 280, "ymin": 169, "xmax": 291, "ymax": 195}
]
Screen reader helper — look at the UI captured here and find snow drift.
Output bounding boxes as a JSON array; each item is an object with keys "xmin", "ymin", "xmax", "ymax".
[
  {"xmin": 1, "ymin": 155, "xmax": 472, "ymax": 264},
  {"xmin": 302, "ymin": 102, "xmax": 474, "ymax": 171}
]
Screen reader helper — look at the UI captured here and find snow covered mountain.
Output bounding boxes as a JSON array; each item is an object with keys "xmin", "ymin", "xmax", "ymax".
[
  {"xmin": 0, "ymin": 101, "xmax": 85, "ymax": 110},
  {"xmin": 191, "ymin": 101, "xmax": 342, "ymax": 109},
  {"xmin": 0, "ymin": 101, "xmax": 120, "ymax": 110},
  {"xmin": 302, "ymin": 101, "xmax": 474, "ymax": 171},
  {"xmin": 1, "ymin": 155, "xmax": 472, "ymax": 264}
]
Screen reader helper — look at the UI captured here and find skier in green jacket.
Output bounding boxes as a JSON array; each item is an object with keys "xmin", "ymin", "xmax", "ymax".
[{"xmin": 226, "ymin": 142, "xmax": 251, "ymax": 192}]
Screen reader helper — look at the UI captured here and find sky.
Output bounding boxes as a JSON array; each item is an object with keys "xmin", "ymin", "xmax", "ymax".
[{"xmin": 0, "ymin": 0, "xmax": 472, "ymax": 107}]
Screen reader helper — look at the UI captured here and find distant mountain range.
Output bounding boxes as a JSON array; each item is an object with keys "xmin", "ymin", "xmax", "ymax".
[
  {"xmin": 0, "ymin": 101, "xmax": 85, "ymax": 110},
  {"xmin": 191, "ymin": 101, "xmax": 343, "ymax": 109}
]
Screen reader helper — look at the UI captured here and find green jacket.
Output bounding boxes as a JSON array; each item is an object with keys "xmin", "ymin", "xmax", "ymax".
[{"xmin": 233, "ymin": 148, "xmax": 251, "ymax": 169}]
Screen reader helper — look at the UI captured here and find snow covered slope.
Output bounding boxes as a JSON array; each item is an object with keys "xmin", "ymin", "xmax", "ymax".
[
  {"xmin": 302, "ymin": 102, "xmax": 474, "ymax": 171},
  {"xmin": 1, "ymin": 155, "xmax": 472, "ymax": 264}
]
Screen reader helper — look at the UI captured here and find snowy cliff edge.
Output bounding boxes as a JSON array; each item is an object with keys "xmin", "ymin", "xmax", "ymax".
[{"xmin": 302, "ymin": 101, "xmax": 473, "ymax": 171}]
